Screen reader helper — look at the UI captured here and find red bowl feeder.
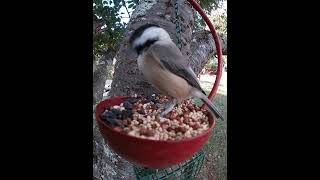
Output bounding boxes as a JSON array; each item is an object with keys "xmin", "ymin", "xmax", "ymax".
[{"xmin": 95, "ymin": 96, "xmax": 216, "ymax": 168}]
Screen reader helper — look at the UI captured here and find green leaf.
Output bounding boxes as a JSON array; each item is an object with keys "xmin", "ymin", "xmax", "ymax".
[{"xmin": 93, "ymin": 0, "xmax": 132, "ymax": 59}]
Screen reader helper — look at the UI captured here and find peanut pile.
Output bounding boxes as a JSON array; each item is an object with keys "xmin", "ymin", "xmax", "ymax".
[{"xmin": 100, "ymin": 94, "xmax": 210, "ymax": 141}]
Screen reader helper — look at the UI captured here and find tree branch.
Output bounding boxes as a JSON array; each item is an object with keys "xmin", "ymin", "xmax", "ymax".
[
  {"xmin": 93, "ymin": 50, "xmax": 117, "ymax": 104},
  {"xmin": 189, "ymin": 30, "xmax": 227, "ymax": 75}
]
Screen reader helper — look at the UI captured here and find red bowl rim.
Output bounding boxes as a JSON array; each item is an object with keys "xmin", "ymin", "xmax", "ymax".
[{"xmin": 95, "ymin": 96, "xmax": 216, "ymax": 144}]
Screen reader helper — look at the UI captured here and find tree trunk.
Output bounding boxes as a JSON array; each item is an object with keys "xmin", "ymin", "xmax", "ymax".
[
  {"xmin": 190, "ymin": 30, "xmax": 227, "ymax": 75},
  {"xmin": 93, "ymin": 0, "xmax": 227, "ymax": 179},
  {"xmin": 93, "ymin": 51, "xmax": 116, "ymax": 104}
]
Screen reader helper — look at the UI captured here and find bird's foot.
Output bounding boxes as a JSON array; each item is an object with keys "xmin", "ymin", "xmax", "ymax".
[{"xmin": 159, "ymin": 99, "xmax": 177, "ymax": 117}]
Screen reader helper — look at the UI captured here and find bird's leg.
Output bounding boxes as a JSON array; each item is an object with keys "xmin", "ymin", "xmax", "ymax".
[
  {"xmin": 155, "ymin": 101, "xmax": 172, "ymax": 109},
  {"xmin": 160, "ymin": 98, "xmax": 177, "ymax": 117},
  {"xmin": 154, "ymin": 95, "xmax": 173, "ymax": 109}
]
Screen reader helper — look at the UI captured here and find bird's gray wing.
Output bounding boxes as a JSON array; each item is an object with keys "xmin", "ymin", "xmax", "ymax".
[{"xmin": 150, "ymin": 43, "xmax": 206, "ymax": 94}]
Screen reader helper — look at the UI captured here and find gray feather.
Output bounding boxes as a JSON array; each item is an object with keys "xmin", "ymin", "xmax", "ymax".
[{"xmin": 150, "ymin": 43, "xmax": 206, "ymax": 94}]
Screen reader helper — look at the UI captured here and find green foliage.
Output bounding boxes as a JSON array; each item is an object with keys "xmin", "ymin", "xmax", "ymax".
[
  {"xmin": 198, "ymin": 0, "xmax": 223, "ymax": 13},
  {"xmin": 93, "ymin": 0, "xmax": 138, "ymax": 63},
  {"xmin": 205, "ymin": 57, "xmax": 217, "ymax": 69},
  {"xmin": 210, "ymin": 12, "xmax": 227, "ymax": 35},
  {"xmin": 195, "ymin": 0, "xmax": 227, "ymax": 35},
  {"xmin": 204, "ymin": 55, "xmax": 227, "ymax": 74}
]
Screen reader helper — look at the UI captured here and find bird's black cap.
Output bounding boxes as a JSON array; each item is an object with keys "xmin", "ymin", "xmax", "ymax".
[{"xmin": 128, "ymin": 23, "xmax": 160, "ymax": 48}]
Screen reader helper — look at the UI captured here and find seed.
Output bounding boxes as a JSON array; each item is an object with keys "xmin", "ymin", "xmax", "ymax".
[
  {"xmin": 155, "ymin": 114, "xmax": 161, "ymax": 122},
  {"xmin": 122, "ymin": 120, "xmax": 129, "ymax": 126},
  {"xmin": 151, "ymin": 124, "xmax": 157, "ymax": 129},
  {"xmin": 128, "ymin": 131, "xmax": 135, "ymax": 136},
  {"xmin": 166, "ymin": 127, "xmax": 173, "ymax": 132},
  {"xmin": 160, "ymin": 122, "xmax": 169, "ymax": 129},
  {"xmin": 137, "ymin": 119, "xmax": 143, "ymax": 124},
  {"xmin": 187, "ymin": 104, "xmax": 194, "ymax": 111},
  {"xmin": 191, "ymin": 123, "xmax": 201, "ymax": 130},
  {"xmin": 102, "ymin": 95, "xmax": 210, "ymax": 141},
  {"xmin": 137, "ymin": 108, "xmax": 145, "ymax": 115},
  {"xmin": 175, "ymin": 127, "xmax": 187, "ymax": 133},
  {"xmin": 165, "ymin": 113, "xmax": 171, "ymax": 119}
]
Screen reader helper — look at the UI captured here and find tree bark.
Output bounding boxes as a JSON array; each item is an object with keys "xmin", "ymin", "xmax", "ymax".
[
  {"xmin": 190, "ymin": 30, "xmax": 227, "ymax": 75},
  {"xmin": 93, "ymin": 51, "xmax": 116, "ymax": 104}
]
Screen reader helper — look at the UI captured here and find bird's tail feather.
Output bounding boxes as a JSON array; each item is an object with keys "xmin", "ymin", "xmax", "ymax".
[{"xmin": 192, "ymin": 89, "xmax": 225, "ymax": 121}]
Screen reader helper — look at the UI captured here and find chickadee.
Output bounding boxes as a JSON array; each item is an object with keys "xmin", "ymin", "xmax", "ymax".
[{"xmin": 129, "ymin": 24, "xmax": 224, "ymax": 121}]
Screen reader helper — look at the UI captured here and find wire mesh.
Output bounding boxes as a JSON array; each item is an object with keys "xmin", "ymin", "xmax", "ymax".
[{"xmin": 133, "ymin": 149, "xmax": 205, "ymax": 180}]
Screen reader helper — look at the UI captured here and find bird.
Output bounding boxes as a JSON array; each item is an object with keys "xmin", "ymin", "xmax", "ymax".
[{"xmin": 128, "ymin": 23, "xmax": 224, "ymax": 121}]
